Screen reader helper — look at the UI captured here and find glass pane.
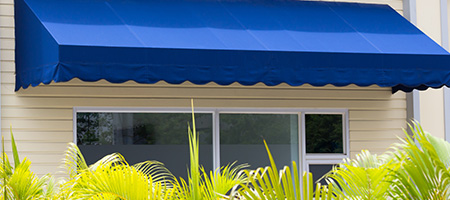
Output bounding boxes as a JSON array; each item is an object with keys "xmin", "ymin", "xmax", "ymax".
[
  {"xmin": 220, "ymin": 114, "xmax": 299, "ymax": 170},
  {"xmin": 305, "ymin": 114, "xmax": 343, "ymax": 153},
  {"xmin": 309, "ymin": 164, "xmax": 334, "ymax": 186},
  {"xmin": 77, "ymin": 112, "xmax": 213, "ymax": 180}
]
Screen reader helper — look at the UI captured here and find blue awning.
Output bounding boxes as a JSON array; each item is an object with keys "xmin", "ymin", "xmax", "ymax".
[{"xmin": 15, "ymin": 0, "xmax": 450, "ymax": 92}]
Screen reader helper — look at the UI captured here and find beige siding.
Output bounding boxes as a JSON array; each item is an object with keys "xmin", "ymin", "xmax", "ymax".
[
  {"xmin": 2, "ymin": 81, "xmax": 408, "ymax": 176},
  {"xmin": 1, "ymin": 0, "xmax": 406, "ymax": 176}
]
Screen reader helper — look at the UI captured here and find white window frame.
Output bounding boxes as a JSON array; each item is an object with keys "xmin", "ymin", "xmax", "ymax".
[
  {"xmin": 302, "ymin": 110, "xmax": 349, "ymax": 172},
  {"xmin": 305, "ymin": 160, "xmax": 342, "ymax": 175},
  {"xmin": 73, "ymin": 107, "xmax": 349, "ymax": 173}
]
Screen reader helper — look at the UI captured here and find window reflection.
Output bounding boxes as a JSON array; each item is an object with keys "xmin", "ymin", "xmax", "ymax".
[
  {"xmin": 77, "ymin": 112, "xmax": 213, "ymax": 180},
  {"xmin": 306, "ymin": 114, "xmax": 343, "ymax": 153}
]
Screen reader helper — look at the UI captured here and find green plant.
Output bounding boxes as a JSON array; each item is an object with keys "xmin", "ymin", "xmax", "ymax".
[
  {"xmin": 236, "ymin": 140, "xmax": 334, "ymax": 200},
  {"xmin": 0, "ymin": 127, "xmax": 55, "ymax": 200},
  {"xmin": 58, "ymin": 100, "xmax": 247, "ymax": 200},
  {"xmin": 200, "ymin": 162, "xmax": 248, "ymax": 200},
  {"xmin": 173, "ymin": 100, "xmax": 248, "ymax": 200},
  {"xmin": 325, "ymin": 150, "xmax": 397, "ymax": 200},
  {"xmin": 388, "ymin": 122, "xmax": 450, "ymax": 199},
  {"xmin": 323, "ymin": 122, "xmax": 450, "ymax": 200},
  {"xmin": 59, "ymin": 144, "xmax": 176, "ymax": 200},
  {"xmin": 17, "ymin": 102, "xmax": 450, "ymax": 200}
]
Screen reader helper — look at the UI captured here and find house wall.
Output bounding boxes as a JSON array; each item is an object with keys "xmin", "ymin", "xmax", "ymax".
[
  {"xmin": 1, "ymin": 0, "xmax": 406, "ymax": 177},
  {"xmin": 414, "ymin": 0, "xmax": 447, "ymax": 140}
]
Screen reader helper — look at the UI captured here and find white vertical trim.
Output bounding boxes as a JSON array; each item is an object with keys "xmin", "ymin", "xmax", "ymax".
[
  {"xmin": 301, "ymin": 112, "xmax": 307, "ymax": 174},
  {"xmin": 406, "ymin": 90, "xmax": 421, "ymax": 123},
  {"xmin": 404, "ymin": 0, "xmax": 417, "ymax": 25},
  {"xmin": 297, "ymin": 112, "xmax": 303, "ymax": 200},
  {"xmin": 441, "ymin": 0, "xmax": 450, "ymax": 141},
  {"xmin": 444, "ymin": 88, "xmax": 450, "ymax": 141},
  {"xmin": 300, "ymin": 112, "xmax": 306, "ymax": 200},
  {"xmin": 289, "ymin": 114, "xmax": 299, "ymax": 167},
  {"xmin": 403, "ymin": 0, "xmax": 420, "ymax": 130},
  {"xmin": 414, "ymin": 90, "xmax": 421, "ymax": 122},
  {"xmin": 441, "ymin": 0, "xmax": 449, "ymax": 50},
  {"xmin": 213, "ymin": 110, "xmax": 220, "ymax": 171},
  {"xmin": 442, "ymin": 0, "xmax": 450, "ymax": 142},
  {"xmin": 73, "ymin": 108, "xmax": 78, "ymax": 144},
  {"xmin": 404, "ymin": 0, "xmax": 420, "ymax": 133},
  {"xmin": 344, "ymin": 110, "xmax": 350, "ymax": 157},
  {"xmin": 403, "ymin": 0, "xmax": 419, "ymax": 130},
  {"xmin": 405, "ymin": 90, "xmax": 420, "ymax": 137},
  {"xmin": 297, "ymin": 112, "xmax": 303, "ymax": 173}
]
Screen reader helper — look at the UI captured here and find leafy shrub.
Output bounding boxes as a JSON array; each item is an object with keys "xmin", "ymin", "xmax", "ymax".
[
  {"xmin": 7, "ymin": 106, "xmax": 450, "ymax": 199},
  {"xmin": 0, "ymin": 128, "xmax": 56, "ymax": 200}
]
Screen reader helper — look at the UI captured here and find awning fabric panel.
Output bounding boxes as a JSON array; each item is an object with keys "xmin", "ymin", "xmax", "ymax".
[{"xmin": 15, "ymin": 0, "xmax": 450, "ymax": 92}]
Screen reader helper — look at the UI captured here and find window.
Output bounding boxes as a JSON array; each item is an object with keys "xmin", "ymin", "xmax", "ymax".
[
  {"xmin": 309, "ymin": 164, "xmax": 335, "ymax": 185},
  {"xmin": 303, "ymin": 112, "xmax": 347, "ymax": 183},
  {"xmin": 76, "ymin": 112, "xmax": 213, "ymax": 180},
  {"xmin": 305, "ymin": 114, "xmax": 343, "ymax": 154},
  {"xmin": 75, "ymin": 108, "xmax": 348, "ymax": 181},
  {"xmin": 220, "ymin": 113, "xmax": 299, "ymax": 169}
]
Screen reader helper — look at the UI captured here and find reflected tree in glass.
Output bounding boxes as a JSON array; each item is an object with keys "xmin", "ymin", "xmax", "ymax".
[
  {"xmin": 220, "ymin": 114, "xmax": 299, "ymax": 170},
  {"xmin": 305, "ymin": 114, "xmax": 343, "ymax": 153},
  {"xmin": 76, "ymin": 112, "xmax": 213, "ymax": 180}
]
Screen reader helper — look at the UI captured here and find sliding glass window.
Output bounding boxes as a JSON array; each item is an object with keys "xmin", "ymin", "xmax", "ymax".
[
  {"xmin": 77, "ymin": 112, "xmax": 213, "ymax": 180},
  {"xmin": 220, "ymin": 113, "xmax": 299, "ymax": 169},
  {"xmin": 75, "ymin": 109, "xmax": 347, "ymax": 181}
]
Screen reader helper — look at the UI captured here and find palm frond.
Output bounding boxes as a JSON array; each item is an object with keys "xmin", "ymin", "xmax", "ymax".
[
  {"xmin": 5, "ymin": 158, "xmax": 48, "ymax": 199},
  {"xmin": 388, "ymin": 122, "xmax": 450, "ymax": 200},
  {"xmin": 201, "ymin": 162, "xmax": 248, "ymax": 199},
  {"xmin": 66, "ymin": 160, "xmax": 175, "ymax": 200},
  {"xmin": 325, "ymin": 150, "xmax": 395, "ymax": 200},
  {"xmin": 237, "ymin": 140, "xmax": 334, "ymax": 200},
  {"xmin": 9, "ymin": 125, "xmax": 20, "ymax": 169},
  {"xmin": 88, "ymin": 152, "xmax": 127, "ymax": 171},
  {"xmin": 133, "ymin": 160, "xmax": 176, "ymax": 186},
  {"xmin": 188, "ymin": 98, "xmax": 201, "ymax": 200},
  {"xmin": 62, "ymin": 143, "xmax": 89, "ymax": 179},
  {"xmin": 0, "ymin": 128, "xmax": 53, "ymax": 200}
]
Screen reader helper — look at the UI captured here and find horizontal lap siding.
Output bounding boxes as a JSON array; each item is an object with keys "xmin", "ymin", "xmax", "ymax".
[
  {"xmin": 1, "ymin": 0, "xmax": 405, "ymax": 176},
  {"xmin": 2, "ymin": 81, "xmax": 408, "ymax": 176}
]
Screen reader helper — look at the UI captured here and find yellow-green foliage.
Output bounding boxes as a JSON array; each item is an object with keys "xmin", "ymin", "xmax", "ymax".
[
  {"xmin": 325, "ymin": 122, "xmax": 450, "ymax": 200},
  {"xmin": 388, "ymin": 122, "xmax": 450, "ymax": 200},
  {"xmin": 172, "ymin": 100, "xmax": 248, "ymax": 200},
  {"xmin": 236, "ymin": 140, "xmax": 334, "ymax": 200},
  {"xmin": 0, "ymin": 127, "xmax": 55, "ymax": 200},
  {"xmin": 64, "ymin": 160, "xmax": 174, "ymax": 199},
  {"xmin": 9, "ymin": 105, "xmax": 450, "ymax": 200},
  {"xmin": 57, "ymin": 145, "xmax": 176, "ymax": 200},
  {"xmin": 325, "ymin": 150, "xmax": 397, "ymax": 200}
]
